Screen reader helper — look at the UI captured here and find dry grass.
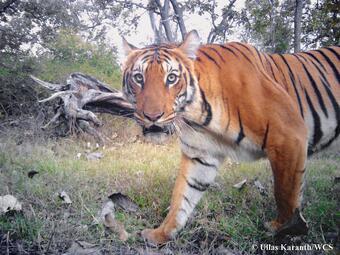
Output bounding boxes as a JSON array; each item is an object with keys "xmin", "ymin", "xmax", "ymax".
[{"xmin": 0, "ymin": 117, "xmax": 339, "ymax": 254}]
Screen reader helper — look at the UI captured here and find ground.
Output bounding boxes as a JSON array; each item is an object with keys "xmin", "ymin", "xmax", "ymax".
[{"xmin": 0, "ymin": 117, "xmax": 339, "ymax": 255}]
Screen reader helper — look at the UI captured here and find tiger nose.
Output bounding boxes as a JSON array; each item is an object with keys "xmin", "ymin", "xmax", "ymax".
[{"xmin": 143, "ymin": 111, "xmax": 164, "ymax": 122}]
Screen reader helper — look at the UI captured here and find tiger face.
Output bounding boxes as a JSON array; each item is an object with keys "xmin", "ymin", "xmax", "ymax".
[{"xmin": 121, "ymin": 31, "xmax": 200, "ymax": 141}]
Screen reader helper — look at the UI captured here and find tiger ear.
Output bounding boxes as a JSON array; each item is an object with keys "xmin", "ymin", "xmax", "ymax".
[
  {"xmin": 179, "ymin": 30, "xmax": 201, "ymax": 59},
  {"xmin": 122, "ymin": 37, "xmax": 138, "ymax": 57}
]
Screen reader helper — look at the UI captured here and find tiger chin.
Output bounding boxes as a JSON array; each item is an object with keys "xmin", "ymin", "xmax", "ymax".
[{"xmin": 121, "ymin": 30, "xmax": 340, "ymax": 245}]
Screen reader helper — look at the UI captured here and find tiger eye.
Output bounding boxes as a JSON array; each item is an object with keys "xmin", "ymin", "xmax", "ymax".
[
  {"xmin": 134, "ymin": 73, "xmax": 143, "ymax": 83},
  {"xmin": 167, "ymin": 73, "xmax": 177, "ymax": 85}
]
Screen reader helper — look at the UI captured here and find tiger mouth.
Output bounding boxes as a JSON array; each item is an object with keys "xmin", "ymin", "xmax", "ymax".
[{"xmin": 142, "ymin": 124, "xmax": 175, "ymax": 136}]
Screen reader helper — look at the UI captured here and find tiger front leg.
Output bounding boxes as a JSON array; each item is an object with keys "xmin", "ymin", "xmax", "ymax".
[
  {"xmin": 141, "ymin": 152, "xmax": 220, "ymax": 244},
  {"xmin": 266, "ymin": 135, "xmax": 309, "ymax": 237}
]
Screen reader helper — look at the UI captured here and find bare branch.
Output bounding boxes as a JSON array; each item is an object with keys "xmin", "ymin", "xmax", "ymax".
[
  {"xmin": 38, "ymin": 91, "xmax": 77, "ymax": 103},
  {"xmin": 30, "ymin": 75, "xmax": 67, "ymax": 92},
  {"xmin": 169, "ymin": 0, "xmax": 187, "ymax": 40}
]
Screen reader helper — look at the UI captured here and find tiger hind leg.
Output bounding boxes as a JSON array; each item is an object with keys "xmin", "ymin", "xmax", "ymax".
[{"xmin": 266, "ymin": 136, "xmax": 309, "ymax": 237}]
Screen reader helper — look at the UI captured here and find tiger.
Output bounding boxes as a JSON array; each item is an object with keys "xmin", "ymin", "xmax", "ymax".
[{"xmin": 121, "ymin": 30, "xmax": 340, "ymax": 244}]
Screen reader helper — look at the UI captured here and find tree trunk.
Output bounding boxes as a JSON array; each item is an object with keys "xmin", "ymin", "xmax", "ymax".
[
  {"xmin": 154, "ymin": 0, "xmax": 174, "ymax": 42},
  {"xmin": 294, "ymin": 0, "xmax": 303, "ymax": 52},
  {"xmin": 169, "ymin": 0, "xmax": 187, "ymax": 40},
  {"xmin": 268, "ymin": 0, "xmax": 275, "ymax": 53},
  {"xmin": 148, "ymin": 8, "xmax": 161, "ymax": 43}
]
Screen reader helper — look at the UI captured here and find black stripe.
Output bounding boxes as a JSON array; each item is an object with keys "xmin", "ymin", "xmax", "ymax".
[
  {"xmin": 236, "ymin": 109, "xmax": 245, "ymax": 145},
  {"xmin": 207, "ymin": 47, "xmax": 226, "ymax": 62},
  {"xmin": 192, "ymin": 178, "xmax": 210, "ymax": 190},
  {"xmin": 200, "ymin": 88, "xmax": 212, "ymax": 126},
  {"xmin": 179, "ymin": 208, "xmax": 187, "ymax": 215},
  {"xmin": 228, "ymin": 45, "xmax": 253, "ymax": 65},
  {"xmin": 178, "ymin": 63, "xmax": 183, "ymax": 72},
  {"xmin": 192, "ymin": 157, "xmax": 217, "ymax": 168},
  {"xmin": 183, "ymin": 195, "xmax": 193, "ymax": 207},
  {"xmin": 305, "ymin": 90, "xmax": 323, "ymax": 148},
  {"xmin": 264, "ymin": 55, "xmax": 278, "ymax": 82},
  {"xmin": 315, "ymin": 49, "xmax": 340, "ymax": 83},
  {"xmin": 324, "ymin": 47, "xmax": 340, "ymax": 61},
  {"xmin": 186, "ymin": 178, "xmax": 208, "ymax": 192},
  {"xmin": 235, "ymin": 42, "xmax": 253, "ymax": 54},
  {"xmin": 122, "ymin": 70, "xmax": 127, "ymax": 88},
  {"xmin": 296, "ymin": 54, "xmax": 330, "ymax": 88},
  {"xmin": 183, "ymin": 118, "xmax": 203, "ymax": 130},
  {"xmin": 320, "ymin": 122, "xmax": 340, "ymax": 150},
  {"xmin": 300, "ymin": 62, "xmax": 328, "ymax": 117},
  {"xmin": 162, "ymin": 53, "xmax": 171, "ymax": 61},
  {"xmin": 295, "ymin": 53, "xmax": 308, "ymax": 62},
  {"xmin": 262, "ymin": 123, "xmax": 269, "ymax": 150},
  {"xmin": 268, "ymin": 55, "xmax": 281, "ymax": 71},
  {"xmin": 183, "ymin": 72, "xmax": 188, "ymax": 84},
  {"xmin": 254, "ymin": 47, "xmax": 265, "ymax": 67},
  {"xmin": 186, "ymin": 73, "xmax": 196, "ymax": 104},
  {"xmin": 268, "ymin": 55, "xmax": 290, "ymax": 90},
  {"xmin": 292, "ymin": 54, "xmax": 329, "ymax": 117},
  {"xmin": 218, "ymin": 45, "xmax": 237, "ymax": 57},
  {"xmin": 303, "ymin": 52, "xmax": 327, "ymax": 72},
  {"xmin": 162, "ymin": 58, "xmax": 171, "ymax": 65},
  {"xmin": 278, "ymin": 55, "xmax": 304, "ymax": 118},
  {"xmin": 180, "ymin": 138, "xmax": 201, "ymax": 152},
  {"xmin": 225, "ymin": 98, "xmax": 231, "ymax": 131},
  {"xmin": 141, "ymin": 54, "xmax": 153, "ymax": 62},
  {"xmin": 199, "ymin": 49, "xmax": 221, "ymax": 68},
  {"xmin": 319, "ymin": 80, "xmax": 340, "ymax": 150}
]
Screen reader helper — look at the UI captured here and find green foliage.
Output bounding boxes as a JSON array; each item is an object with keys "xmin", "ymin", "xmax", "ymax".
[
  {"xmin": 241, "ymin": 0, "xmax": 293, "ymax": 53},
  {"xmin": 303, "ymin": 0, "xmax": 340, "ymax": 47},
  {"xmin": 38, "ymin": 30, "xmax": 121, "ymax": 88}
]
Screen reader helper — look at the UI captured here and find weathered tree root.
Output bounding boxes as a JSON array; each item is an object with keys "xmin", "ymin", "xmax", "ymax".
[{"xmin": 31, "ymin": 73, "xmax": 134, "ymax": 142}]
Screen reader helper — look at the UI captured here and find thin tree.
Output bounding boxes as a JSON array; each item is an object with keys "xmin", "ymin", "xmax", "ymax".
[{"xmin": 294, "ymin": 0, "xmax": 303, "ymax": 52}]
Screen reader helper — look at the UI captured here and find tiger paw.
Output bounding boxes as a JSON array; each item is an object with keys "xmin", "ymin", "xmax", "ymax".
[
  {"xmin": 265, "ymin": 209, "xmax": 308, "ymax": 238},
  {"xmin": 275, "ymin": 209, "xmax": 308, "ymax": 237},
  {"xmin": 141, "ymin": 227, "xmax": 170, "ymax": 245}
]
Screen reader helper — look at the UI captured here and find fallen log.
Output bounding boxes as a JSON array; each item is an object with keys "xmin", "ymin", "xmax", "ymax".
[{"xmin": 31, "ymin": 73, "xmax": 134, "ymax": 142}]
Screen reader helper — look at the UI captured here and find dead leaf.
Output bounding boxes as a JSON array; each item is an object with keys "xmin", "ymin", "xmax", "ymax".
[
  {"xmin": 233, "ymin": 179, "xmax": 247, "ymax": 190},
  {"xmin": 28, "ymin": 170, "xmax": 39, "ymax": 178},
  {"xmin": 58, "ymin": 191, "xmax": 72, "ymax": 204},
  {"xmin": 108, "ymin": 193, "xmax": 138, "ymax": 212},
  {"xmin": 62, "ymin": 241, "xmax": 101, "ymax": 255},
  {"xmin": 0, "ymin": 195, "xmax": 22, "ymax": 214},
  {"xmin": 99, "ymin": 200, "xmax": 129, "ymax": 241},
  {"xmin": 86, "ymin": 152, "xmax": 103, "ymax": 161}
]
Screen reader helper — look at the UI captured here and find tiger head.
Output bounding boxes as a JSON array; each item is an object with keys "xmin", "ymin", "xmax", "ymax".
[{"xmin": 121, "ymin": 30, "xmax": 201, "ymax": 141}]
